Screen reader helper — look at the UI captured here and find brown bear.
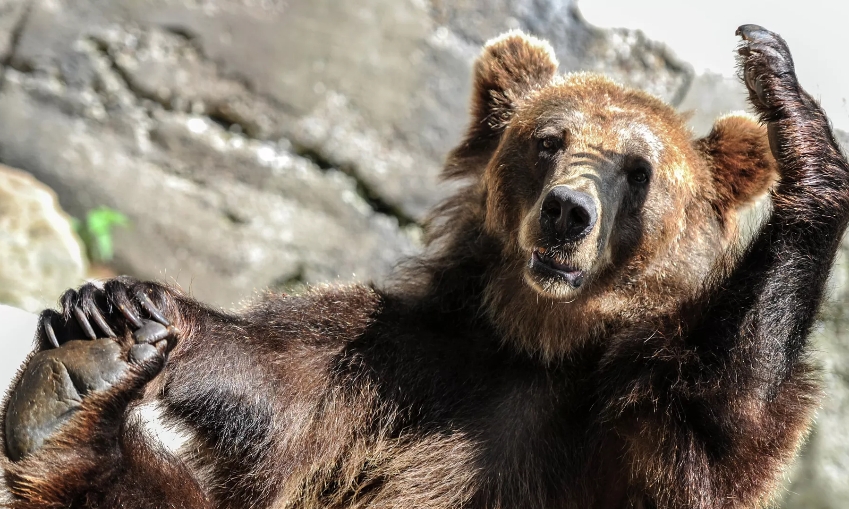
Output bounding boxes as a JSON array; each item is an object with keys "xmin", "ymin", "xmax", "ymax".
[{"xmin": 3, "ymin": 24, "xmax": 848, "ymax": 509}]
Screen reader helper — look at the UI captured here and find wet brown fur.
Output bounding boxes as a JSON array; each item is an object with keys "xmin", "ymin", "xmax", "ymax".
[{"xmin": 4, "ymin": 28, "xmax": 849, "ymax": 509}]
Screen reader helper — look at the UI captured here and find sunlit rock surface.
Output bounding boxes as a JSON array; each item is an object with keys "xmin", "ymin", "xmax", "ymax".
[{"xmin": 0, "ymin": 165, "xmax": 85, "ymax": 313}]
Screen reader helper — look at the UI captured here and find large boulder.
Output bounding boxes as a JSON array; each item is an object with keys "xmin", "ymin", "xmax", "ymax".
[{"xmin": 0, "ymin": 165, "xmax": 86, "ymax": 313}]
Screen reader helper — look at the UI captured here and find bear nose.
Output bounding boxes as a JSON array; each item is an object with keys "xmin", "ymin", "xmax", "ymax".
[{"xmin": 540, "ymin": 186, "xmax": 597, "ymax": 242}]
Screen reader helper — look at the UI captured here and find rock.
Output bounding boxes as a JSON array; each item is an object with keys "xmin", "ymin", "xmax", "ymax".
[
  {"xmin": 430, "ymin": 1, "xmax": 691, "ymax": 104},
  {"xmin": 0, "ymin": 165, "xmax": 86, "ymax": 313},
  {"xmin": 0, "ymin": 0, "xmax": 28, "ymax": 62},
  {"xmin": 0, "ymin": 0, "xmax": 691, "ymax": 309},
  {"xmin": 0, "ymin": 78, "xmax": 417, "ymax": 308},
  {"xmin": 678, "ymin": 71, "xmax": 749, "ymax": 136}
]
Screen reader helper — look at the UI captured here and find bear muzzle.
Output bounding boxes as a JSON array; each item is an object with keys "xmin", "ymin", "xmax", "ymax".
[{"xmin": 539, "ymin": 186, "xmax": 597, "ymax": 243}]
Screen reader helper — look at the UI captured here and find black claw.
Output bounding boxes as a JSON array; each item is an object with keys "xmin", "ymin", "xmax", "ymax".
[
  {"xmin": 118, "ymin": 303, "xmax": 143, "ymax": 329},
  {"xmin": 74, "ymin": 306, "xmax": 97, "ymax": 340},
  {"xmin": 42, "ymin": 315, "xmax": 59, "ymax": 349},
  {"xmin": 79, "ymin": 283, "xmax": 117, "ymax": 338},
  {"xmin": 105, "ymin": 281, "xmax": 143, "ymax": 329},
  {"xmin": 59, "ymin": 289, "xmax": 78, "ymax": 321},
  {"xmin": 89, "ymin": 307, "xmax": 117, "ymax": 338},
  {"xmin": 737, "ymin": 24, "xmax": 768, "ymax": 40},
  {"xmin": 136, "ymin": 289, "xmax": 171, "ymax": 326}
]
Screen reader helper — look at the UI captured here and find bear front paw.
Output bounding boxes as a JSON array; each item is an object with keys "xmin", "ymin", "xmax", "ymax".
[
  {"xmin": 4, "ymin": 277, "xmax": 178, "ymax": 462},
  {"xmin": 41, "ymin": 276, "xmax": 176, "ymax": 350},
  {"xmin": 736, "ymin": 24, "xmax": 799, "ymax": 115}
]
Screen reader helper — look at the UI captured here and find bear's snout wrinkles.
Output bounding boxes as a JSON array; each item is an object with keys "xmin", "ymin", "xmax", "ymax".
[{"xmin": 540, "ymin": 186, "xmax": 597, "ymax": 243}]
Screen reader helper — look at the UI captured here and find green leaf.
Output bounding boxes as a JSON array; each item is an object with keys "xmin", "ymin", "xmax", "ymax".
[{"xmin": 75, "ymin": 207, "xmax": 130, "ymax": 263}]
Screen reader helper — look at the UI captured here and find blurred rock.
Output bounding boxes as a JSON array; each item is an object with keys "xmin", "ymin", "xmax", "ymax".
[
  {"xmin": 678, "ymin": 71, "xmax": 749, "ymax": 136},
  {"xmin": 0, "ymin": 0, "xmax": 691, "ymax": 309},
  {"xmin": 0, "ymin": 165, "xmax": 86, "ymax": 312},
  {"xmin": 0, "ymin": 78, "xmax": 417, "ymax": 308},
  {"xmin": 0, "ymin": 0, "xmax": 28, "ymax": 61},
  {"xmin": 431, "ymin": 1, "xmax": 691, "ymax": 104}
]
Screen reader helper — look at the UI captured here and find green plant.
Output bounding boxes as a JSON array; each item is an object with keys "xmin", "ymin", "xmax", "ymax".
[{"xmin": 72, "ymin": 207, "xmax": 130, "ymax": 264}]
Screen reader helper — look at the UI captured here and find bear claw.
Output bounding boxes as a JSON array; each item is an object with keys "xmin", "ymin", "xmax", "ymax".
[
  {"xmin": 42, "ymin": 314, "xmax": 60, "ymax": 349},
  {"xmin": 735, "ymin": 24, "xmax": 798, "ymax": 114},
  {"xmin": 43, "ymin": 279, "xmax": 175, "ymax": 350},
  {"xmin": 6, "ymin": 279, "xmax": 178, "ymax": 461},
  {"xmin": 136, "ymin": 289, "xmax": 171, "ymax": 327},
  {"xmin": 736, "ymin": 24, "xmax": 769, "ymax": 41}
]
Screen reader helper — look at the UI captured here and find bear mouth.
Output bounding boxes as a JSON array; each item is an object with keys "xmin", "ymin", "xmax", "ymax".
[{"xmin": 530, "ymin": 248, "xmax": 585, "ymax": 288}]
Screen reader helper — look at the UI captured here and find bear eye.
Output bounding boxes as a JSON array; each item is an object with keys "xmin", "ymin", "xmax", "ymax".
[
  {"xmin": 538, "ymin": 136, "xmax": 562, "ymax": 155},
  {"xmin": 626, "ymin": 157, "xmax": 652, "ymax": 186},
  {"xmin": 629, "ymin": 169, "xmax": 649, "ymax": 185}
]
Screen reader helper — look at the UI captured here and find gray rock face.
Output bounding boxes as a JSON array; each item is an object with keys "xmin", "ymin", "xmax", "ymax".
[
  {"xmin": 0, "ymin": 165, "xmax": 86, "ymax": 312},
  {"xmin": 678, "ymin": 71, "xmax": 750, "ymax": 136},
  {"xmin": 0, "ymin": 0, "xmax": 691, "ymax": 309}
]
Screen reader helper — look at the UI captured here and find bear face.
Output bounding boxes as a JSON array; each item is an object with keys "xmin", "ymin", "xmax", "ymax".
[
  {"xmin": 493, "ymin": 76, "xmax": 699, "ymax": 298},
  {"xmin": 444, "ymin": 31, "xmax": 777, "ymax": 358}
]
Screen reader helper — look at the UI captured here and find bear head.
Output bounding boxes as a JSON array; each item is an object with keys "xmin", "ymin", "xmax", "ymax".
[{"xmin": 441, "ymin": 31, "xmax": 777, "ymax": 359}]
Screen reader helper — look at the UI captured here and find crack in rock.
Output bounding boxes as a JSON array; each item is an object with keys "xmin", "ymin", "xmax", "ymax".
[
  {"xmin": 85, "ymin": 25, "xmax": 420, "ymax": 226},
  {"xmin": 0, "ymin": 0, "xmax": 32, "ymax": 73}
]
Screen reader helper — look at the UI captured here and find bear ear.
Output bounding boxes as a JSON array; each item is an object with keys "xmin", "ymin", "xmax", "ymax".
[
  {"xmin": 695, "ymin": 113, "xmax": 777, "ymax": 217},
  {"xmin": 445, "ymin": 30, "xmax": 559, "ymax": 179}
]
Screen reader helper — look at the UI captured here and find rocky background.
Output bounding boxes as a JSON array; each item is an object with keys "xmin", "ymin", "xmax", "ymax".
[{"xmin": 0, "ymin": 0, "xmax": 845, "ymax": 507}]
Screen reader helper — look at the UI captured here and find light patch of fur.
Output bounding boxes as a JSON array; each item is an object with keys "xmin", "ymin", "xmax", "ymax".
[
  {"xmin": 716, "ymin": 110, "xmax": 760, "ymax": 124},
  {"xmin": 271, "ymin": 422, "xmax": 483, "ymax": 508},
  {"xmin": 614, "ymin": 122, "xmax": 663, "ymax": 161},
  {"xmin": 133, "ymin": 402, "xmax": 192, "ymax": 454},
  {"xmin": 482, "ymin": 30, "xmax": 559, "ymax": 71}
]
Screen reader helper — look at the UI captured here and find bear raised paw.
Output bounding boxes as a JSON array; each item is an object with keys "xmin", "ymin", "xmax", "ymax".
[{"xmin": 4, "ymin": 25, "xmax": 848, "ymax": 509}]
